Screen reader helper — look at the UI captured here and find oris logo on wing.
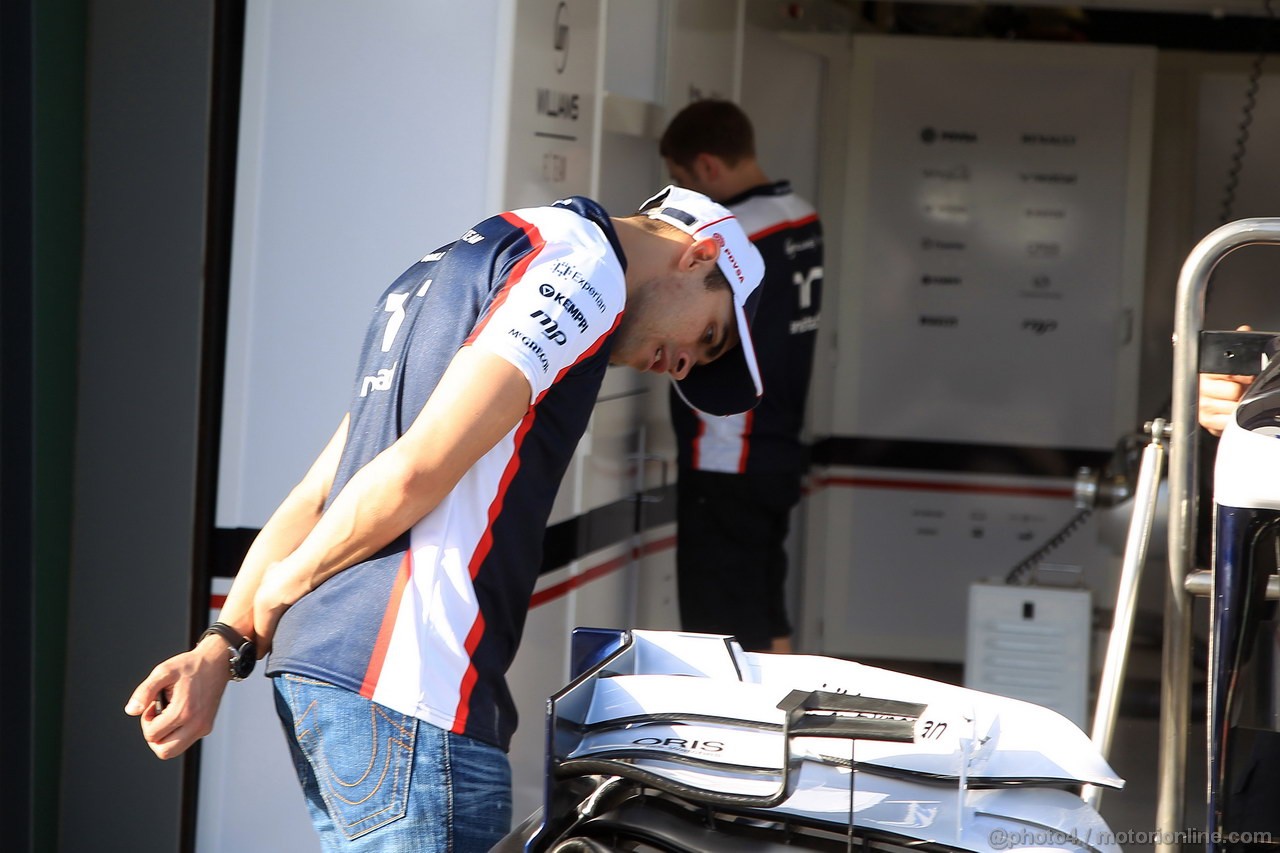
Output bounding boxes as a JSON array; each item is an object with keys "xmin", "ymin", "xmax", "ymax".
[{"xmin": 632, "ymin": 737, "xmax": 725, "ymax": 753}]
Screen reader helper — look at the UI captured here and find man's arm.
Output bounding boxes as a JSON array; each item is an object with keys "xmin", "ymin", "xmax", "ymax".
[
  {"xmin": 127, "ymin": 346, "xmax": 531, "ymax": 759},
  {"xmin": 125, "ymin": 414, "xmax": 350, "ymax": 759},
  {"xmin": 251, "ymin": 345, "xmax": 532, "ymax": 642}
]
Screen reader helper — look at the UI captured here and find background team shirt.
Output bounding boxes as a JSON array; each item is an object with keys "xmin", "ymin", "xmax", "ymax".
[
  {"xmin": 671, "ymin": 181, "xmax": 824, "ymax": 474},
  {"xmin": 267, "ymin": 197, "xmax": 626, "ymax": 751}
]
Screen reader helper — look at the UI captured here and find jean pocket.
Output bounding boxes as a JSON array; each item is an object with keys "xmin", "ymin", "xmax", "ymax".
[{"xmin": 283, "ymin": 675, "xmax": 417, "ymax": 840}]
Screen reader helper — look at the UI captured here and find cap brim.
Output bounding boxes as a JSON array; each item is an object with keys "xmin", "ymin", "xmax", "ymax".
[{"xmin": 673, "ymin": 299, "xmax": 762, "ymax": 417}]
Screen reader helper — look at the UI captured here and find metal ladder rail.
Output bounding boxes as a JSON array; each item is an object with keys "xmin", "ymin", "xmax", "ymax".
[
  {"xmin": 1085, "ymin": 417, "xmax": 1168, "ymax": 812},
  {"xmin": 1158, "ymin": 218, "xmax": 1280, "ymax": 853}
]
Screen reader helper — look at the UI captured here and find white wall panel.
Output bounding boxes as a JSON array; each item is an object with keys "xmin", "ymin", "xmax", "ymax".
[
  {"xmin": 666, "ymin": 0, "xmax": 743, "ymax": 106},
  {"xmin": 205, "ymin": 3, "xmax": 514, "ymax": 850},
  {"xmin": 741, "ymin": 23, "xmax": 824, "ymax": 206},
  {"xmin": 503, "ymin": 0, "xmax": 604, "ymax": 207},
  {"xmin": 803, "ymin": 35, "xmax": 1155, "ymax": 662},
  {"xmin": 217, "ymin": 0, "xmax": 511, "ymax": 529},
  {"xmin": 837, "ymin": 36, "xmax": 1154, "ymax": 450}
]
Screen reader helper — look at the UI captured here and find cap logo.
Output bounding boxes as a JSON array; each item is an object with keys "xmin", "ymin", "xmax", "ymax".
[{"xmin": 713, "ymin": 233, "xmax": 746, "ymax": 286}]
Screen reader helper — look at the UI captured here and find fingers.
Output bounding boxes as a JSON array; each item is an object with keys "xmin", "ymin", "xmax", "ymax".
[
  {"xmin": 138, "ymin": 679, "xmax": 217, "ymax": 759},
  {"xmin": 125, "ymin": 661, "xmax": 174, "ymax": 716},
  {"xmin": 1199, "ymin": 373, "xmax": 1254, "ymax": 436},
  {"xmin": 126, "ymin": 648, "xmax": 226, "ymax": 760},
  {"xmin": 142, "ymin": 702, "xmax": 210, "ymax": 760},
  {"xmin": 1200, "ymin": 373, "xmax": 1252, "ymax": 403}
]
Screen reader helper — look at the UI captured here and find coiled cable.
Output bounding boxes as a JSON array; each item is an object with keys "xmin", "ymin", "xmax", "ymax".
[{"xmin": 1218, "ymin": 0, "xmax": 1276, "ymax": 225}]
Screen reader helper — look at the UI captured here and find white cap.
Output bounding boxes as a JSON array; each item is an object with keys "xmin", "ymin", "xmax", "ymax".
[{"xmin": 638, "ymin": 185, "xmax": 765, "ymax": 416}]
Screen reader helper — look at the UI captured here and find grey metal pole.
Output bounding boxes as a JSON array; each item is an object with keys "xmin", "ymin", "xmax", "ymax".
[
  {"xmin": 1085, "ymin": 419, "xmax": 1167, "ymax": 812},
  {"xmin": 1159, "ymin": 218, "xmax": 1280, "ymax": 852}
]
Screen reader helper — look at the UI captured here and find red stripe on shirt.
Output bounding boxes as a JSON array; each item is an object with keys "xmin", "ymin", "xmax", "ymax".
[
  {"xmin": 537, "ymin": 308, "xmax": 624, "ymax": 403},
  {"xmin": 749, "ymin": 213, "xmax": 819, "ymax": 243},
  {"xmin": 451, "ymin": 410, "xmax": 536, "ymax": 732},
  {"xmin": 691, "ymin": 417, "xmax": 707, "ymax": 469},
  {"xmin": 358, "ymin": 550, "xmax": 412, "ymax": 699},
  {"xmin": 450, "ymin": 304, "xmax": 621, "ymax": 730},
  {"xmin": 465, "ymin": 213, "xmax": 544, "ymax": 345},
  {"xmin": 450, "ymin": 235, "xmax": 624, "ymax": 733}
]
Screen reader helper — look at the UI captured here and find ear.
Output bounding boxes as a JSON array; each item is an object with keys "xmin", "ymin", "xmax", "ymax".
[
  {"xmin": 692, "ymin": 152, "xmax": 723, "ymax": 185},
  {"xmin": 680, "ymin": 236, "xmax": 721, "ymax": 271}
]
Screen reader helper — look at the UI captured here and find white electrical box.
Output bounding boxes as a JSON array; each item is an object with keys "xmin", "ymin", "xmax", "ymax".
[{"xmin": 964, "ymin": 580, "xmax": 1092, "ymax": 728}]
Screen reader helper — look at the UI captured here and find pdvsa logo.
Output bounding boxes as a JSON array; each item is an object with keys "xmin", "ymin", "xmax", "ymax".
[
  {"xmin": 712, "ymin": 233, "xmax": 746, "ymax": 285},
  {"xmin": 553, "ymin": 2, "xmax": 569, "ymax": 73}
]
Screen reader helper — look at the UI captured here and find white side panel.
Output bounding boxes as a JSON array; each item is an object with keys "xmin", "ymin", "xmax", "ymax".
[
  {"xmin": 503, "ymin": 0, "xmax": 602, "ymax": 207},
  {"xmin": 665, "ymin": 0, "xmax": 743, "ymax": 107},
  {"xmin": 741, "ymin": 23, "xmax": 824, "ymax": 206},
  {"xmin": 813, "ymin": 470, "xmax": 1112, "ymax": 662},
  {"xmin": 800, "ymin": 35, "xmax": 1154, "ymax": 662},
  {"xmin": 837, "ymin": 35, "xmax": 1154, "ymax": 450},
  {"xmin": 216, "ymin": 0, "xmax": 509, "ymax": 529},
  {"xmin": 205, "ymin": 3, "xmax": 512, "ymax": 850}
]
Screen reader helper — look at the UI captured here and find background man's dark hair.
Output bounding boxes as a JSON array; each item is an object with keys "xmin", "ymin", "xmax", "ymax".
[{"xmin": 659, "ymin": 99, "xmax": 756, "ymax": 169}]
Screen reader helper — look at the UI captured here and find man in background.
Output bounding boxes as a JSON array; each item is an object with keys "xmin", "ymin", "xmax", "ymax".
[{"xmin": 660, "ymin": 99, "xmax": 824, "ymax": 653}]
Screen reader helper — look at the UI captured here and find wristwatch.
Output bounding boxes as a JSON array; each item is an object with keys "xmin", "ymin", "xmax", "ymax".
[{"xmin": 200, "ymin": 622, "xmax": 257, "ymax": 681}]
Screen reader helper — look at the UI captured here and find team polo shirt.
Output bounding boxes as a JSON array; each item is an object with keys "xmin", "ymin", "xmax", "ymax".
[
  {"xmin": 671, "ymin": 181, "xmax": 824, "ymax": 475},
  {"xmin": 267, "ymin": 197, "xmax": 626, "ymax": 751}
]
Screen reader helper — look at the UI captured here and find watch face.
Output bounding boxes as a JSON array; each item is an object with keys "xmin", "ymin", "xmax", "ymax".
[{"xmin": 232, "ymin": 640, "xmax": 257, "ymax": 680}]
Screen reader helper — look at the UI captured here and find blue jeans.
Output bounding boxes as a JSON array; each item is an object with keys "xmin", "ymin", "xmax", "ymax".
[{"xmin": 273, "ymin": 674, "xmax": 512, "ymax": 852}]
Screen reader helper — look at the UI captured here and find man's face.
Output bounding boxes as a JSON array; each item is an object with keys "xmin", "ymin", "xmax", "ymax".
[{"xmin": 610, "ymin": 267, "xmax": 737, "ymax": 381}]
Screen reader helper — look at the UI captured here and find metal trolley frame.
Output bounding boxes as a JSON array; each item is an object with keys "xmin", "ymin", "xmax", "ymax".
[{"xmin": 1157, "ymin": 218, "xmax": 1280, "ymax": 852}]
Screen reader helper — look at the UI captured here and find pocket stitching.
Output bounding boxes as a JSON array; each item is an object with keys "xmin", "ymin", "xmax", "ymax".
[{"xmin": 284, "ymin": 677, "xmax": 415, "ymax": 838}]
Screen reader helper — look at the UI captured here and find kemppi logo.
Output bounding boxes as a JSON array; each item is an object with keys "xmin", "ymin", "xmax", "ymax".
[{"xmin": 537, "ymin": 283, "xmax": 589, "ymax": 332}]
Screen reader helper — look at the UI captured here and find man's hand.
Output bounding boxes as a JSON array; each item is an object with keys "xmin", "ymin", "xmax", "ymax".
[
  {"xmin": 1199, "ymin": 324, "xmax": 1258, "ymax": 437},
  {"xmin": 125, "ymin": 636, "xmax": 232, "ymax": 759},
  {"xmin": 1199, "ymin": 372, "xmax": 1254, "ymax": 437}
]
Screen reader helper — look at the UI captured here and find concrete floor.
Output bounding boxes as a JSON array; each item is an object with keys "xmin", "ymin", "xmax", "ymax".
[{"xmin": 1091, "ymin": 647, "xmax": 1207, "ymax": 853}]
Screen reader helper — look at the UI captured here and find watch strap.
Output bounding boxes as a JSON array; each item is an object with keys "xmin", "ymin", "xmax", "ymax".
[
  {"xmin": 200, "ymin": 621, "xmax": 247, "ymax": 647},
  {"xmin": 200, "ymin": 621, "xmax": 256, "ymax": 680}
]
